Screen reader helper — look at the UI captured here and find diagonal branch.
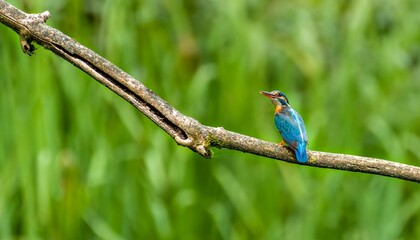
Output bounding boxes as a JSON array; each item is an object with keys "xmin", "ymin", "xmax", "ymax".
[{"xmin": 1, "ymin": 0, "xmax": 420, "ymax": 183}]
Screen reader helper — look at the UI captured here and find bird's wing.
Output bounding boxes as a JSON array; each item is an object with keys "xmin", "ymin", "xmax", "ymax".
[{"xmin": 274, "ymin": 108, "xmax": 307, "ymax": 149}]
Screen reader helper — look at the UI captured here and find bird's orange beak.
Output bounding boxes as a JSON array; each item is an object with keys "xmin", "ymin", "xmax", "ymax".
[{"xmin": 260, "ymin": 91, "xmax": 276, "ymax": 99}]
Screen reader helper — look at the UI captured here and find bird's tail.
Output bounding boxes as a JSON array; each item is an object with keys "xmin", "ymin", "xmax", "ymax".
[{"xmin": 295, "ymin": 142, "xmax": 308, "ymax": 163}]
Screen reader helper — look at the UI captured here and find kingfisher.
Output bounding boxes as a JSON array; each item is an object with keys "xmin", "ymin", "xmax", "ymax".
[{"xmin": 260, "ymin": 90, "xmax": 308, "ymax": 163}]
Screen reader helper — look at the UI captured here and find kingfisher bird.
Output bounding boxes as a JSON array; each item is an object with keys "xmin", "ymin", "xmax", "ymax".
[{"xmin": 260, "ymin": 90, "xmax": 308, "ymax": 163}]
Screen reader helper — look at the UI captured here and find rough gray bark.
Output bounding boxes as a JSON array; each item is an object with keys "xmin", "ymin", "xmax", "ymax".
[{"xmin": 1, "ymin": 0, "xmax": 420, "ymax": 183}]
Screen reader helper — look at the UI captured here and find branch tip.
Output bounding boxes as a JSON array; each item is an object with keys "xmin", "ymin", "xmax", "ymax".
[
  {"xmin": 19, "ymin": 34, "xmax": 35, "ymax": 55},
  {"xmin": 25, "ymin": 11, "xmax": 50, "ymax": 24},
  {"xmin": 39, "ymin": 11, "xmax": 50, "ymax": 22}
]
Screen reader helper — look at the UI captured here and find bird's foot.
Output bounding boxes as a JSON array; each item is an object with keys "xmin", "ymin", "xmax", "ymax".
[{"xmin": 279, "ymin": 140, "xmax": 286, "ymax": 147}]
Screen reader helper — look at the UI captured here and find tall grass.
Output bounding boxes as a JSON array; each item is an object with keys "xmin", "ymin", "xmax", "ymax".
[{"xmin": 1, "ymin": 0, "xmax": 420, "ymax": 239}]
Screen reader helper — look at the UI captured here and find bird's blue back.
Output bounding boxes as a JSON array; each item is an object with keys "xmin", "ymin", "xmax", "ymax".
[{"xmin": 274, "ymin": 107, "xmax": 308, "ymax": 162}]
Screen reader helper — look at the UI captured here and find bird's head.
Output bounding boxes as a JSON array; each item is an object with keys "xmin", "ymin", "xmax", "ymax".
[{"xmin": 260, "ymin": 90, "xmax": 290, "ymax": 107}]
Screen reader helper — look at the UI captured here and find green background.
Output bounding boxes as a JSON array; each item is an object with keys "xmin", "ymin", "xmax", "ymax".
[{"xmin": 1, "ymin": 0, "xmax": 420, "ymax": 239}]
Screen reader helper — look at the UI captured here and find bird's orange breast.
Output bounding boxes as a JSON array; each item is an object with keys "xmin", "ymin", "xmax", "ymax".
[{"xmin": 275, "ymin": 105, "xmax": 282, "ymax": 114}]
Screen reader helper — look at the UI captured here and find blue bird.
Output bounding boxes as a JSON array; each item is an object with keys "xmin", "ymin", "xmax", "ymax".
[{"xmin": 260, "ymin": 90, "xmax": 308, "ymax": 163}]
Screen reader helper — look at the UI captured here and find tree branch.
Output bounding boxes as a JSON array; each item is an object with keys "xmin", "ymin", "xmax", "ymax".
[{"xmin": 1, "ymin": 0, "xmax": 420, "ymax": 183}]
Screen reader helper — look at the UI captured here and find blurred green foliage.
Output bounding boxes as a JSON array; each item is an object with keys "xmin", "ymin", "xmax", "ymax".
[{"xmin": 1, "ymin": 0, "xmax": 420, "ymax": 239}]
